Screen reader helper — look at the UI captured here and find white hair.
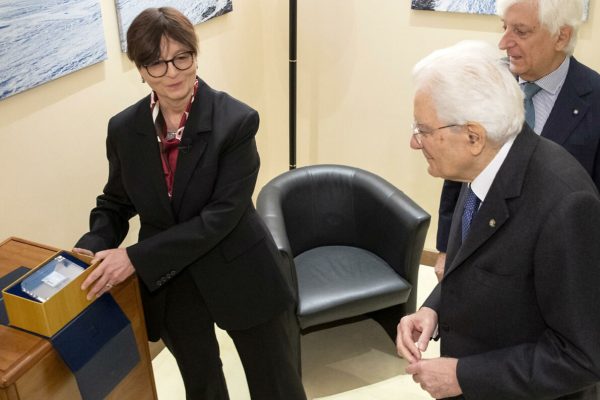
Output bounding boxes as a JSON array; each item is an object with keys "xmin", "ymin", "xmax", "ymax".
[
  {"xmin": 413, "ymin": 40, "xmax": 524, "ymax": 144},
  {"xmin": 496, "ymin": 0, "xmax": 584, "ymax": 55}
]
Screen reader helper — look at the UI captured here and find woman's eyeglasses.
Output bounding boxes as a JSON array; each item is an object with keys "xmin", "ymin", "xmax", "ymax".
[{"xmin": 144, "ymin": 51, "xmax": 195, "ymax": 78}]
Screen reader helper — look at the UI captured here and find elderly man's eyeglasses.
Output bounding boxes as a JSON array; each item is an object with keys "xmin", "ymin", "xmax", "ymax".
[
  {"xmin": 412, "ymin": 123, "xmax": 460, "ymax": 146},
  {"xmin": 143, "ymin": 51, "xmax": 195, "ymax": 78}
]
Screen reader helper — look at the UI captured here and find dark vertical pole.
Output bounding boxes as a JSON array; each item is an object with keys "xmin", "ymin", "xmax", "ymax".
[{"xmin": 289, "ymin": 0, "xmax": 297, "ymax": 170}]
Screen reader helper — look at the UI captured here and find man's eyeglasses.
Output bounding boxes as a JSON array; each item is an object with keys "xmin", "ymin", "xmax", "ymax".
[
  {"xmin": 412, "ymin": 123, "xmax": 460, "ymax": 146},
  {"xmin": 143, "ymin": 51, "xmax": 195, "ymax": 78}
]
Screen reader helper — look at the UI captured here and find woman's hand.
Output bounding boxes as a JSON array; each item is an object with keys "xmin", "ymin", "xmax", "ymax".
[
  {"xmin": 81, "ymin": 248, "xmax": 135, "ymax": 300},
  {"xmin": 72, "ymin": 247, "xmax": 94, "ymax": 257}
]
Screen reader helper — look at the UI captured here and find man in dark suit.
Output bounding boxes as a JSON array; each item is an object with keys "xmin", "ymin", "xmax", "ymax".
[
  {"xmin": 434, "ymin": 0, "xmax": 600, "ymax": 280},
  {"xmin": 397, "ymin": 40, "xmax": 600, "ymax": 399},
  {"xmin": 73, "ymin": 8, "xmax": 305, "ymax": 400}
]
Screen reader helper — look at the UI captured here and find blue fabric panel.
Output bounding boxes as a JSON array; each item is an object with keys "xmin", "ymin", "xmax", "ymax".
[
  {"xmin": 0, "ymin": 266, "xmax": 31, "ymax": 326},
  {"xmin": 51, "ymin": 294, "xmax": 140, "ymax": 400},
  {"xmin": 73, "ymin": 323, "xmax": 140, "ymax": 400}
]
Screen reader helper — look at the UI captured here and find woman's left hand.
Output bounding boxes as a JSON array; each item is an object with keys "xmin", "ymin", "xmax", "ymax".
[{"xmin": 81, "ymin": 248, "xmax": 135, "ymax": 300}]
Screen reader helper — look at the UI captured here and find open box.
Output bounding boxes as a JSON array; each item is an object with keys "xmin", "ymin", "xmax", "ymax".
[{"xmin": 1, "ymin": 250, "xmax": 99, "ymax": 337}]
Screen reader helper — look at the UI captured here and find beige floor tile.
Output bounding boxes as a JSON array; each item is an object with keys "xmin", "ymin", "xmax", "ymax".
[{"xmin": 152, "ymin": 265, "xmax": 439, "ymax": 399}]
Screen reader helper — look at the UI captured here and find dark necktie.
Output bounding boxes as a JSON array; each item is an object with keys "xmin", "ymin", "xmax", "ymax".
[
  {"xmin": 522, "ymin": 82, "xmax": 542, "ymax": 129},
  {"xmin": 462, "ymin": 187, "xmax": 481, "ymax": 242}
]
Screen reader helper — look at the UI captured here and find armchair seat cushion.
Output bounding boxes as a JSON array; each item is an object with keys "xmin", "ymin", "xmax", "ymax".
[{"xmin": 295, "ymin": 245, "xmax": 412, "ymax": 330}]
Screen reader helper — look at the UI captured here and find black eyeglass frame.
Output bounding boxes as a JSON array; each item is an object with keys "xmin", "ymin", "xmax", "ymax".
[{"xmin": 143, "ymin": 51, "xmax": 195, "ymax": 78}]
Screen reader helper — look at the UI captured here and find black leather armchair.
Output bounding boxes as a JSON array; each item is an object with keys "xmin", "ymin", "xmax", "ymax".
[{"xmin": 257, "ymin": 164, "xmax": 430, "ymax": 367}]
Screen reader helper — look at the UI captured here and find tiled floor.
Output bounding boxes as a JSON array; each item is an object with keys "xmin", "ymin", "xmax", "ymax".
[{"xmin": 152, "ymin": 265, "xmax": 440, "ymax": 399}]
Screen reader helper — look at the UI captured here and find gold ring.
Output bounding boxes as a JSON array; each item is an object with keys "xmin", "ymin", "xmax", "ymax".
[{"xmin": 105, "ymin": 283, "xmax": 113, "ymax": 289}]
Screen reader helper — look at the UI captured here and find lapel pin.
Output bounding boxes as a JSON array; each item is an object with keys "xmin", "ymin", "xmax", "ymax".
[
  {"xmin": 573, "ymin": 109, "xmax": 579, "ymax": 115},
  {"xmin": 489, "ymin": 219, "xmax": 496, "ymax": 228}
]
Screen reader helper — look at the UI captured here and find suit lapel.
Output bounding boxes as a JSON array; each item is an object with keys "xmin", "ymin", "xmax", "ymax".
[
  {"xmin": 541, "ymin": 58, "xmax": 591, "ymax": 145},
  {"xmin": 170, "ymin": 79, "xmax": 213, "ymax": 215},
  {"xmin": 445, "ymin": 192, "xmax": 510, "ymax": 277},
  {"xmin": 444, "ymin": 127, "xmax": 539, "ymax": 278}
]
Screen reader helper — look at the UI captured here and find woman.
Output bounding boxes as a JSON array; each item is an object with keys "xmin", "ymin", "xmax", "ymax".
[{"xmin": 74, "ymin": 7, "xmax": 305, "ymax": 400}]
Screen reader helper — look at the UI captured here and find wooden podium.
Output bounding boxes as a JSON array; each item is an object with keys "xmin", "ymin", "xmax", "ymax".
[{"xmin": 0, "ymin": 237, "xmax": 158, "ymax": 400}]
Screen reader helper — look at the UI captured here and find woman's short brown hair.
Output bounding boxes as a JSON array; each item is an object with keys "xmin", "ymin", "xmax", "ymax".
[{"xmin": 126, "ymin": 7, "xmax": 198, "ymax": 68}]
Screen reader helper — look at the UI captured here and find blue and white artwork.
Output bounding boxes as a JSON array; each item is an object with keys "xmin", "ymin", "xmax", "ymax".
[
  {"xmin": 411, "ymin": 0, "xmax": 589, "ymax": 19},
  {"xmin": 0, "ymin": 0, "xmax": 107, "ymax": 100},
  {"xmin": 115, "ymin": 0, "xmax": 233, "ymax": 52},
  {"xmin": 412, "ymin": 0, "xmax": 495, "ymax": 13}
]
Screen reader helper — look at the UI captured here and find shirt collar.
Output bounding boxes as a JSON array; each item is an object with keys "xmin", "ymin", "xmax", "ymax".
[
  {"xmin": 518, "ymin": 56, "xmax": 570, "ymax": 95},
  {"xmin": 471, "ymin": 136, "xmax": 516, "ymax": 202},
  {"xmin": 150, "ymin": 78, "xmax": 199, "ymax": 142}
]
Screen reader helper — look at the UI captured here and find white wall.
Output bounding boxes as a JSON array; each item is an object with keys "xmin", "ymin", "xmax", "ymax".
[{"xmin": 1, "ymin": 0, "xmax": 599, "ymax": 251}]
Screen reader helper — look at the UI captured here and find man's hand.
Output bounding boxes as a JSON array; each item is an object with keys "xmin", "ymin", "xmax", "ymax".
[
  {"xmin": 434, "ymin": 252, "xmax": 446, "ymax": 281},
  {"xmin": 406, "ymin": 357, "xmax": 462, "ymax": 399},
  {"xmin": 81, "ymin": 248, "xmax": 135, "ymax": 300},
  {"xmin": 396, "ymin": 307, "xmax": 438, "ymax": 363}
]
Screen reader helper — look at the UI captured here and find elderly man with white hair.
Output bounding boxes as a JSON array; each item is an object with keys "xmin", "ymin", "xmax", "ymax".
[
  {"xmin": 434, "ymin": 0, "xmax": 600, "ymax": 281},
  {"xmin": 397, "ymin": 40, "xmax": 600, "ymax": 399}
]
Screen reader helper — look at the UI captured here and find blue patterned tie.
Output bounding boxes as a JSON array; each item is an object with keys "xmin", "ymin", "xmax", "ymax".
[
  {"xmin": 461, "ymin": 186, "xmax": 481, "ymax": 242},
  {"xmin": 522, "ymin": 82, "xmax": 542, "ymax": 129}
]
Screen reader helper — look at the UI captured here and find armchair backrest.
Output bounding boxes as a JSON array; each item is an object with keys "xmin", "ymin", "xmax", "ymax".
[{"xmin": 257, "ymin": 165, "xmax": 430, "ymax": 287}]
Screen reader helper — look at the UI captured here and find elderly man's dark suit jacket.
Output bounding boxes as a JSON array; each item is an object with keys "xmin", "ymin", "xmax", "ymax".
[
  {"xmin": 437, "ymin": 57, "xmax": 600, "ymax": 252},
  {"xmin": 424, "ymin": 126, "xmax": 600, "ymax": 399},
  {"xmin": 76, "ymin": 78, "xmax": 292, "ymax": 340}
]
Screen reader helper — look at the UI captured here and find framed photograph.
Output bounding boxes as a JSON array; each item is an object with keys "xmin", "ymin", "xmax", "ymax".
[
  {"xmin": 115, "ymin": 0, "xmax": 233, "ymax": 52},
  {"xmin": 411, "ymin": 0, "xmax": 589, "ymax": 19},
  {"xmin": 0, "ymin": 0, "xmax": 107, "ymax": 100}
]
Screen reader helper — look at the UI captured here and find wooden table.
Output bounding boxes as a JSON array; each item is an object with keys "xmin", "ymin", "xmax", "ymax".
[{"xmin": 0, "ymin": 237, "xmax": 158, "ymax": 400}]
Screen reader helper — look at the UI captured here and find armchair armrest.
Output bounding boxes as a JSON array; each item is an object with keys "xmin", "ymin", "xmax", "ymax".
[{"xmin": 257, "ymin": 188, "xmax": 299, "ymax": 301}]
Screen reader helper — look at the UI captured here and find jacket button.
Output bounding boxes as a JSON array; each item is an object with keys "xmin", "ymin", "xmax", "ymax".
[{"xmin": 440, "ymin": 323, "xmax": 450, "ymax": 333}]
